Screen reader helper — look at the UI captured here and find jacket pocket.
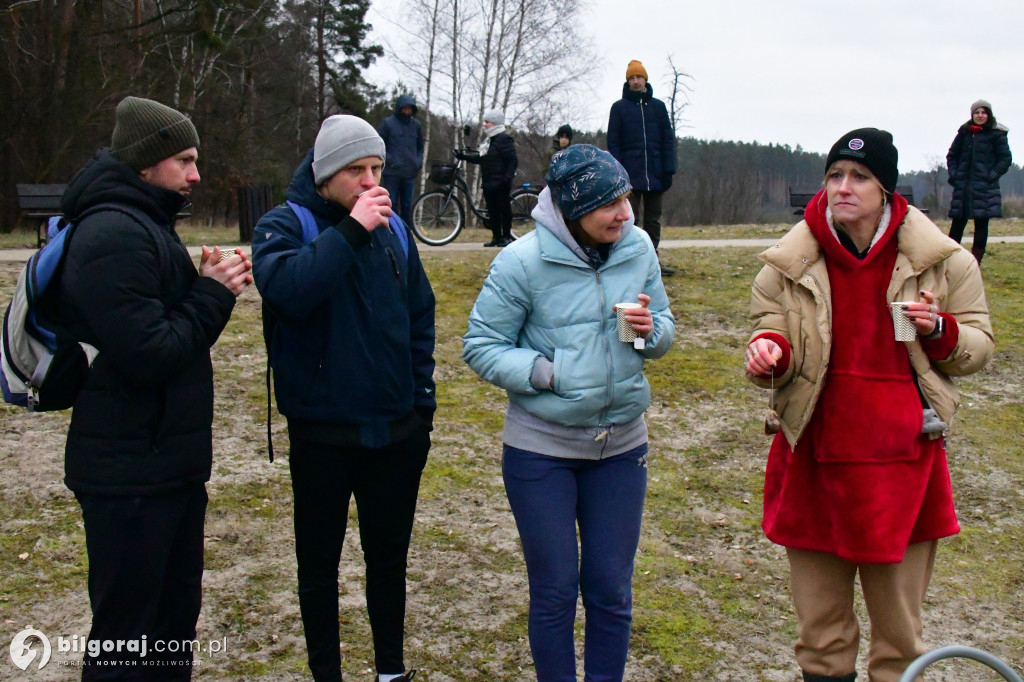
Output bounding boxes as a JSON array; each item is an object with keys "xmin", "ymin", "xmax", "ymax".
[{"xmin": 809, "ymin": 375, "xmax": 923, "ymax": 463}]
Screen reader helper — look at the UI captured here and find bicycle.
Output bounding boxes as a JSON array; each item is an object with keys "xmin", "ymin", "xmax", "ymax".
[{"xmin": 411, "ymin": 149, "xmax": 541, "ymax": 246}]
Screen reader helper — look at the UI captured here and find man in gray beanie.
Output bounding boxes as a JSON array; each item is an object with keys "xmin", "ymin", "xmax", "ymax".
[
  {"xmin": 47, "ymin": 95, "xmax": 251, "ymax": 678},
  {"xmin": 251, "ymin": 114, "xmax": 435, "ymax": 682}
]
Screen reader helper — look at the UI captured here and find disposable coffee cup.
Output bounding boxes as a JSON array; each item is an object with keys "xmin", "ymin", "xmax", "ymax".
[
  {"xmin": 614, "ymin": 303, "xmax": 645, "ymax": 349},
  {"xmin": 218, "ymin": 249, "xmax": 240, "ymax": 263},
  {"xmin": 889, "ymin": 302, "xmax": 917, "ymax": 341}
]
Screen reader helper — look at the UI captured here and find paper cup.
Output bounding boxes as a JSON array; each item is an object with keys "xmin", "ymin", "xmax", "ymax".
[
  {"xmin": 889, "ymin": 302, "xmax": 917, "ymax": 341},
  {"xmin": 614, "ymin": 303, "xmax": 643, "ymax": 343},
  {"xmin": 218, "ymin": 249, "xmax": 239, "ymax": 263}
]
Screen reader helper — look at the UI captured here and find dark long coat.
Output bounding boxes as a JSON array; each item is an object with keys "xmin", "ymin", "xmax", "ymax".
[{"xmin": 947, "ymin": 123, "xmax": 1012, "ymax": 219}]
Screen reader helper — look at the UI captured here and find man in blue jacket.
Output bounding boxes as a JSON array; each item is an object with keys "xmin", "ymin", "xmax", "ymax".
[
  {"xmin": 378, "ymin": 94, "xmax": 424, "ymax": 228},
  {"xmin": 607, "ymin": 59, "xmax": 677, "ymax": 276},
  {"xmin": 251, "ymin": 115, "xmax": 435, "ymax": 682}
]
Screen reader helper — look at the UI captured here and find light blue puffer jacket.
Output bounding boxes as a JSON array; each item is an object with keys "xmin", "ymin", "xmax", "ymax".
[{"xmin": 463, "ymin": 189, "xmax": 674, "ymax": 429}]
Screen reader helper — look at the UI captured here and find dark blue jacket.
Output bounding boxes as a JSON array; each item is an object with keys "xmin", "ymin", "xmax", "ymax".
[
  {"xmin": 378, "ymin": 94, "xmax": 425, "ymax": 179},
  {"xmin": 607, "ymin": 83, "xmax": 676, "ymax": 192},
  {"xmin": 947, "ymin": 122, "xmax": 1012, "ymax": 219},
  {"xmin": 251, "ymin": 150, "xmax": 436, "ymax": 448}
]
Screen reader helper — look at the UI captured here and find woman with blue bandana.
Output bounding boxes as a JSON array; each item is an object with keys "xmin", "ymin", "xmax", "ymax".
[{"xmin": 463, "ymin": 144, "xmax": 675, "ymax": 681}]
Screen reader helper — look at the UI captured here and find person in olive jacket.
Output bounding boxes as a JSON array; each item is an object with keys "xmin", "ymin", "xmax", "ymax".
[
  {"xmin": 54, "ymin": 96, "xmax": 251, "ymax": 678},
  {"xmin": 457, "ymin": 109, "xmax": 518, "ymax": 247},
  {"xmin": 946, "ymin": 98, "xmax": 1012, "ymax": 264}
]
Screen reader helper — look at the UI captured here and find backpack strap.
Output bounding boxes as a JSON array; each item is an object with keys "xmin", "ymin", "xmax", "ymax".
[
  {"xmin": 389, "ymin": 215, "xmax": 410, "ymax": 259},
  {"xmin": 287, "ymin": 200, "xmax": 320, "ymax": 244}
]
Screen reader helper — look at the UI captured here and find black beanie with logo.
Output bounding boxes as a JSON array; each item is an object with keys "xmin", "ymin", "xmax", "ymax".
[{"xmin": 825, "ymin": 128, "xmax": 898, "ymax": 194}]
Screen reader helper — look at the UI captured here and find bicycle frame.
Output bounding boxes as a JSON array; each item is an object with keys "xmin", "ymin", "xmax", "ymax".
[
  {"xmin": 435, "ymin": 156, "xmax": 490, "ymax": 222},
  {"xmin": 435, "ymin": 151, "xmax": 540, "ymax": 223}
]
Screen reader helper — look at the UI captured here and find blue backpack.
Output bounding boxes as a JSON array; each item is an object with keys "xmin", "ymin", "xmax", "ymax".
[
  {"xmin": 260, "ymin": 202, "xmax": 410, "ymax": 459},
  {"xmin": 1, "ymin": 205, "xmax": 166, "ymax": 410}
]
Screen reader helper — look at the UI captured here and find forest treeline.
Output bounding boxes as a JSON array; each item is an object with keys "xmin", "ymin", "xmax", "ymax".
[{"xmin": 3, "ymin": 1, "xmax": 1021, "ymax": 232}]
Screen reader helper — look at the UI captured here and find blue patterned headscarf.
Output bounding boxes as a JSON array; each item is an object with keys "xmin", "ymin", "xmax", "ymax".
[{"xmin": 545, "ymin": 144, "xmax": 631, "ymax": 221}]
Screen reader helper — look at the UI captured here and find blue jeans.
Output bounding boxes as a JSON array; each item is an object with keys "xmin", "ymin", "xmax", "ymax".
[
  {"xmin": 382, "ymin": 174, "xmax": 416, "ymax": 228},
  {"xmin": 502, "ymin": 444, "xmax": 649, "ymax": 682}
]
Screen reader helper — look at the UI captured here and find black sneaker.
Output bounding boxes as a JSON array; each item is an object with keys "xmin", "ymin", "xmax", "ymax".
[
  {"xmin": 484, "ymin": 238, "xmax": 501, "ymax": 247},
  {"xmin": 496, "ymin": 237, "xmax": 513, "ymax": 247},
  {"xmin": 660, "ymin": 264, "xmax": 676, "ymax": 277}
]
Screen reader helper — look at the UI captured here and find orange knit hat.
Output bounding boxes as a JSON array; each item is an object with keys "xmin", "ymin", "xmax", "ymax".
[{"xmin": 625, "ymin": 60, "xmax": 648, "ymax": 81}]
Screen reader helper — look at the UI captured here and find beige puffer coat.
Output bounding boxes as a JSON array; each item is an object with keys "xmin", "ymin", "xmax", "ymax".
[{"xmin": 748, "ymin": 206, "xmax": 994, "ymax": 447}]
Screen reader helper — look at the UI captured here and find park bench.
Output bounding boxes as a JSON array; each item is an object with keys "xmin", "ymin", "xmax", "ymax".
[
  {"xmin": 17, "ymin": 184, "xmax": 67, "ymax": 247},
  {"xmin": 789, "ymin": 185, "xmax": 926, "ymax": 215},
  {"xmin": 17, "ymin": 183, "xmax": 192, "ymax": 248}
]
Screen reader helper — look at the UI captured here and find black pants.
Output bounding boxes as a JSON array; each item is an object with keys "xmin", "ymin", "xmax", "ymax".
[
  {"xmin": 76, "ymin": 483, "xmax": 208, "ymax": 681},
  {"xmin": 949, "ymin": 216, "xmax": 990, "ymax": 263},
  {"xmin": 289, "ymin": 430, "xmax": 430, "ymax": 681},
  {"xmin": 627, "ymin": 190, "xmax": 664, "ymax": 249},
  {"xmin": 483, "ymin": 184, "xmax": 512, "ymax": 240}
]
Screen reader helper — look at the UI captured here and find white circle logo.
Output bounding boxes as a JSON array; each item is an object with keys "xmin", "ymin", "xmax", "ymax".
[
  {"xmin": 848, "ymin": 138, "xmax": 865, "ymax": 150},
  {"xmin": 9, "ymin": 628, "xmax": 52, "ymax": 670}
]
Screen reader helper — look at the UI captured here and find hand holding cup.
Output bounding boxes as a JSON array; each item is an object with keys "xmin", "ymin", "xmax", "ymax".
[
  {"xmin": 200, "ymin": 246, "xmax": 253, "ymax": 297},
  {"xmin": 614, "ymin": 294, "xmax": 653, "ymax": 349},
  {"xmin": 350, "ymin": 186, "xmax": 393, "ymax": 232},
  {"xmin": 890, "ymin": 289, "xmax": 940, "ymax": 340}
]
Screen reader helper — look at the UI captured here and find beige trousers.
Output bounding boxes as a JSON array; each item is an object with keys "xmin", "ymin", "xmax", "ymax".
[{"xmin": 787, "ymin": 541, "xmax": 937, "ymax": 682}]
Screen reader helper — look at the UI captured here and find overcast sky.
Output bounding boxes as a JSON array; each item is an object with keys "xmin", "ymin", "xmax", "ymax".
[{"xmin": 367, "ymin": 0, "xmax": 1022, "ymax": 172}]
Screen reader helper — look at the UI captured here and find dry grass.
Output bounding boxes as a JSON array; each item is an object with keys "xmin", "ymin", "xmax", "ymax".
[{"xmin": 1, "ymin": 240, "xmax": 1022, "ymax": 681}]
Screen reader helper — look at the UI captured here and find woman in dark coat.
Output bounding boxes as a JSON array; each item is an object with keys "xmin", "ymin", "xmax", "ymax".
[{"xmin": 946, "ymin": 99, "xmax": 1012, "ymax": 264}]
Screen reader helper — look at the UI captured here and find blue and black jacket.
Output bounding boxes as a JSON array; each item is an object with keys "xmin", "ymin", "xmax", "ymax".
[{"xmin": 251, "ymin": 150, "xmax": 436, "ymax": 448}]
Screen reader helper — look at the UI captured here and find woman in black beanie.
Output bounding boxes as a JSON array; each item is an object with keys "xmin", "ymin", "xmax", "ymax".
[
  {"xmin": 946, "ymin": 99, "xmax": 1012, "ymax": 264},
  {"xmin": 745, "ymin": 128, "xmax": 993, "ymax": 682}
]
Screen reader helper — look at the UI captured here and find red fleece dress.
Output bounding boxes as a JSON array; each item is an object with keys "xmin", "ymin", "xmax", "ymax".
[{"xmin": 761, "ymin": 196, "xmax": 960, "ymax": 563}]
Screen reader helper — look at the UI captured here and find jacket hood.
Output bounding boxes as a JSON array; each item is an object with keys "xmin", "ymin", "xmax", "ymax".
[
  {"xmin": 759, "ymin": 194, "xmax": 960, "ymax": 280},
  {"xmin": 531, "ymin": 186, "xmax": 635, "ymax": 265},
  {"xmin": 61, "ymin": 148, "xmax": 189, "ymax": 225},
  {"xmin": 285, "ymin": 148, "xmax": 352, "ymax": 224},
  {"xmin": 395, "ymin": 94, "xmax": 418, "ymax": 116},
  {"xmin": 621, "ymin": 81, "xmax": 653, "ymax": 102}
]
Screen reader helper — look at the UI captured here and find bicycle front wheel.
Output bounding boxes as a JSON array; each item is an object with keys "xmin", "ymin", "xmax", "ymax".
[
  {"xmin": 509, "ymin": 189, "xmax": 540, "ymax": 239},
  {"xmin": 412, "ymin": 190, "xmax": 465, "ymax": 246}
]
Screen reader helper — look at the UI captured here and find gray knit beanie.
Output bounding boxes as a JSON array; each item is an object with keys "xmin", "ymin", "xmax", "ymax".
[
  {"xmin": 483, "ymin": 109, "xmax": 505, "ymax": 126},
  {"xmin": 971, "ymin": 99, "xmax": 993, "ymax": 115},
  {"xmin": 111, "ymin": 96, "xmax": 200, "ymax": 172},
  {"xmin": 312, "ymin": 115, "xmax": 386, "ymax": 185},
  {"xmin": 546, "ymin": 144, "xmax": 631, "ymax": 221}
]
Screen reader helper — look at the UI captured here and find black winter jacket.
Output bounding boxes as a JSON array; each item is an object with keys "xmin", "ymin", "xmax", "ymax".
[
  {"xmin": 947, "ymin": 122, "xmax": 1012, "ymax": 219},
  {"xmin": 55, "ymin": 149, "xmax": 236, "ymax": 495},
  {"xmin": 251, "ymin": 150, "xmax": 436, "ymax": 448},
  {"xmin": 607, "ymin": 83, "xmax": 676, "ymax": 192},
  {"xmin": 462, "ymin": 131, "xmax": 517, "ymax": 190}
]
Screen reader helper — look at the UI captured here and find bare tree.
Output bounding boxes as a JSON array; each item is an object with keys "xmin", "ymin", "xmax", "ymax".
[{"xmin": 663, "ymin": 54, "xmax": 694, "ymax": 137}]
